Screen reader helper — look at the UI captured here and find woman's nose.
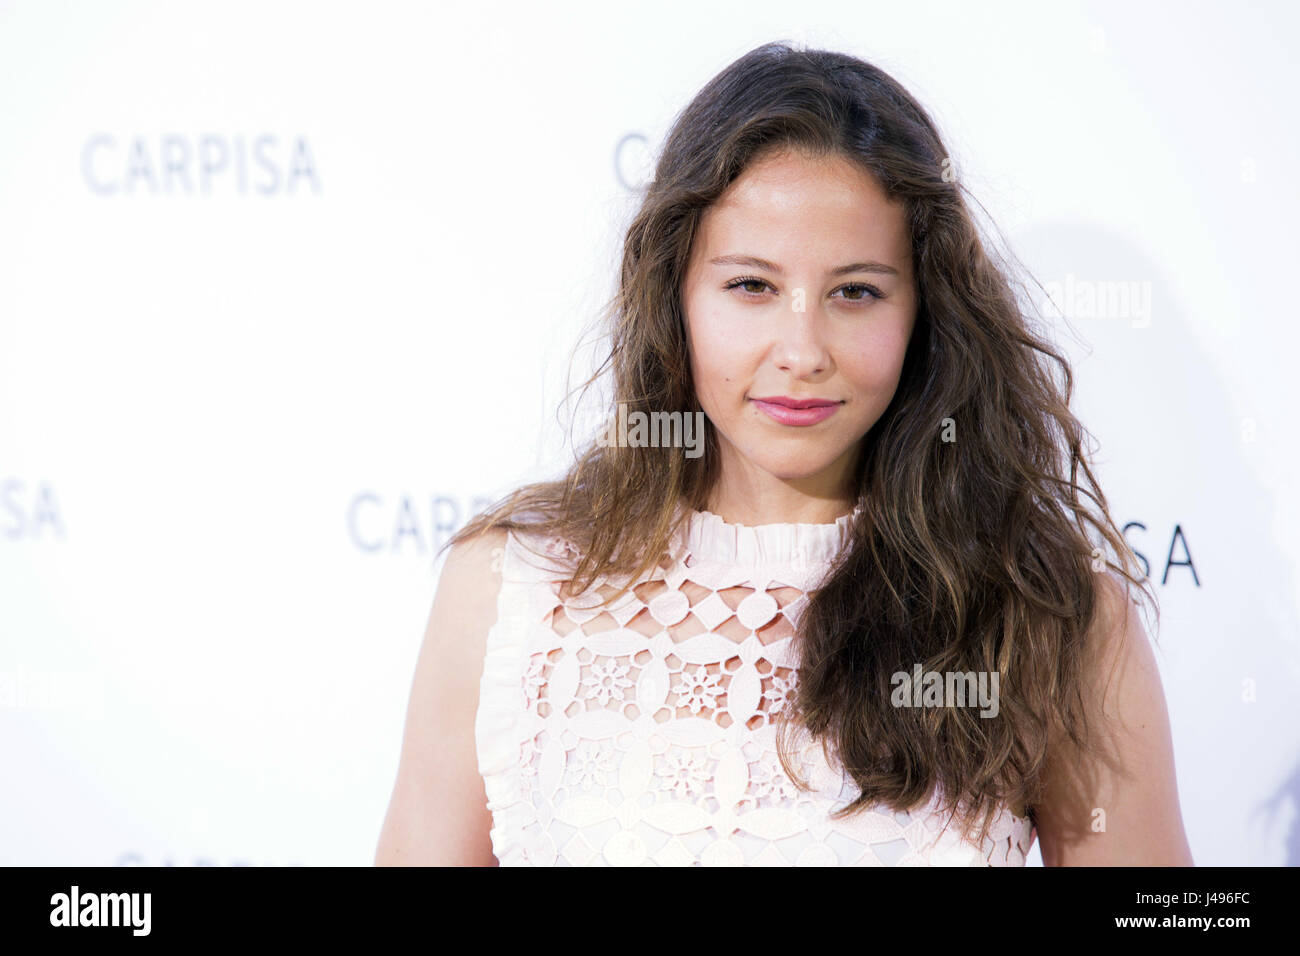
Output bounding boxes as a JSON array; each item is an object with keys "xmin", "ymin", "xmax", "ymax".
[{"xmin": 772, "ymin": 291, "xmax": 831, "ymax": 378}]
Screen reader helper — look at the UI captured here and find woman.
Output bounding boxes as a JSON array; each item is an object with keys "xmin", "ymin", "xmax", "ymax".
[{"xmin": 375, "ymin": 41, "xmax": 1193, "ymax": 866}]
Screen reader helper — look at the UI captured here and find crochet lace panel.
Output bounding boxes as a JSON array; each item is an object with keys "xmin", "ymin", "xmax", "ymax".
[{"xmin": 474, "ymin": 509, "xmax": 1036, "ymax": 867}]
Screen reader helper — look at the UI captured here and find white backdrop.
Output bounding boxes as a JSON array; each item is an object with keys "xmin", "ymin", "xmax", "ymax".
[{"xmin": 2, "ymin": 0, "xmax": 1297, "ymax": 867}]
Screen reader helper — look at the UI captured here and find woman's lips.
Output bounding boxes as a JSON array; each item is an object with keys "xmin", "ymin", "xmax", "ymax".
[{"xmin": 749, "ymin": 396, "xmax": 842, "ymax": 426}]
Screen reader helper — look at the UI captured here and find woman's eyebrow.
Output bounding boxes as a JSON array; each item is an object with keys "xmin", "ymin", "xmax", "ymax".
[{"xmin": 708, "ymin": 253, "xmax": 899, "ymax": 277}]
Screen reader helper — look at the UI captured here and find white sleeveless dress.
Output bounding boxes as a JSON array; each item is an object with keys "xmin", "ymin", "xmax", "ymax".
[{"xmin": 474, "ymin": 504, "xmax": 1037, "ymax": 866}]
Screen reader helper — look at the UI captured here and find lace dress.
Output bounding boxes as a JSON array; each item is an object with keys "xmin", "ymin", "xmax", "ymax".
[{"xmin": 474, "ymin": 504, "xmax": 1037, "ymax": 866}]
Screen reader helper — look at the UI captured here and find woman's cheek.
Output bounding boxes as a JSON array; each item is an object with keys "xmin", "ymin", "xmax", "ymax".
[
  {"xmin": 693, "ymin": 303, "xmax": 747, "ymax": 354},
  {"xmin": 690, "ymin": 312, "xmax": 754, "ymax": 398},
  {"xmin": 846, "ymin": 319, "xmax": 910, "ymax": 381}
]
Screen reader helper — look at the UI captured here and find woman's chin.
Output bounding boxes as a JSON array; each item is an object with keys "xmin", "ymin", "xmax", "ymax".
[{"xmin": 741, "ymin": 453, "xmax": 844, "ymax": 483}]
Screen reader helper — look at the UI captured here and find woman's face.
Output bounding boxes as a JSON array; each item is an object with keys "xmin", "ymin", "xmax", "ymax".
[{"xmin": 682, "ymin": 147, "xmax": 918, "ymax": 500}]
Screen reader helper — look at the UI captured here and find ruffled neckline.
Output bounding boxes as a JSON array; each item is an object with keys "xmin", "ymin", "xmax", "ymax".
[{"xmin": 680, "ymin": 501, "xmax": 860, "ymax": 567}]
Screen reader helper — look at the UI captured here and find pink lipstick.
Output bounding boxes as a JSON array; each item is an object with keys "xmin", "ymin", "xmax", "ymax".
[{"xmin": 750, "ymin": 395, "xmax": 842, "ymax": 426}]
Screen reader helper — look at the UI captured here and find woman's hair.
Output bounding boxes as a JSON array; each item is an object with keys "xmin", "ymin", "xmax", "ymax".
[{"xmin": 448, "ymin": 40, "xmax": 1157, "ymax": 844}]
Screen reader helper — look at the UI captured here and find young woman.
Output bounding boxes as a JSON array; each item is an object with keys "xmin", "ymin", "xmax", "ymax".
[{"xmin": 375, "ymin": 41, "xmax": 1193, "ymax": 866}]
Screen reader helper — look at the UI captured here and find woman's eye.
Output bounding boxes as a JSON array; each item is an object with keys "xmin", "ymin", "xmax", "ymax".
[
  {"xmin": 834, "ymin": 283, "xmax": 884, "ymax": 303},
  {"xmin": 724, "ymin": 277, "xmax": 885, "ymax": 303},
  {"xmin": 725, "ymin": 277, "xmax": 771, "ymax": 296}
]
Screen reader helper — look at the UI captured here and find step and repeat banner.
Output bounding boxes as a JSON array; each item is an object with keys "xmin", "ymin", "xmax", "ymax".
[{"xmin": 2, "ymin": 0, "xmax": 1298, "ymax": 866}]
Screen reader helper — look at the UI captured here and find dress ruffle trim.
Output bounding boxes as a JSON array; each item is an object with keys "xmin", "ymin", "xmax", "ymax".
[
  {"xmin": 681, "ymin": 502, "xmax": 861, "ymax": 568},
  {"xmin": 473, "ymin": 529, "xmax": 557, "ymax": 865}
]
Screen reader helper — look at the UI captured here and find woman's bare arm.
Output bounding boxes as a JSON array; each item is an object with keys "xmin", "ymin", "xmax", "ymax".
[
  {"xmin": 374, "ymin": 528, "xmax": 508, "ymax": 866},
  {"xmin": 1034, "ymin": 572, "xmax": 1194, "ymax": 865}
]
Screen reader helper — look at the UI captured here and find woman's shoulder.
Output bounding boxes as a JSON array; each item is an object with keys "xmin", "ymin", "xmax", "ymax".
[
  {"xmin": 499, "ymin": 526, "xmax": 591, "ymax": 584},
  {"xmin": 434, "ymin": 528, "xmax": 512, "ymax": 623},
  {"xmin": 444, "ymin": 523, "xmax": 589, "ymax": 588}
]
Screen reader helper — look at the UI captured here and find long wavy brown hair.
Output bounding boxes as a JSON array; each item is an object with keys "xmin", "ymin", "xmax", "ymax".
[{"xmin": 448, "ymin": 40, "xmax": 1157, "ymax": 845}]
